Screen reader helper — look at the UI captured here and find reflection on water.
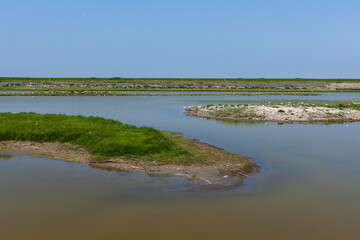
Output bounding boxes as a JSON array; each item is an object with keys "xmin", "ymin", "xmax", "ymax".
[
  {"xmin": 185, "ymin": 98, "xmax": 360, "ymax": 105},
  {"xmin": 89, "ymin": 163, "xmax": 131, "ymax": 173},
  {"xmin": 0, "ymin": 154, "xmax": 13, "ymax": 160},
  {"xmin": 210, "ymin": 119, "xmax": 267, "ymax": 126},
  {"xmin": 215, "ymin": 119, "xmax": 348, "ymax": 126},
  {"xmin": 0, "ymin": 93, "xmax": 360, "ymax": 240}
]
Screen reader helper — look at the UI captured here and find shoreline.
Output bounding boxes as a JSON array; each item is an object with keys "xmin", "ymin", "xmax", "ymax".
[
  {"xmin": 0, "ymin": 92, "xmax": 320, "ymax": 97},
  {"xmin": 1, "ymin": 81, "xmax": 360, "ymax": 93},
  {"xmin": 0, "ymin": 134, "xmax": 259, "ymax": 191},
  {"xmin": 185, "ymin": 103, "xmax": 360, "ymax": 124}
]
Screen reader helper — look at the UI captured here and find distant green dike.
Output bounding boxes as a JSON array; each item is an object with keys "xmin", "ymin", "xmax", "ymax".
[
  {"xmin": 1, "ymin": 77, "xmax": 360, "ymax": 83},
  {"xmin": 0, "ymin": 89, "xmax": 327, "ymax": 95},
  {"xmin": 0, "ymin": 113, "xmax": 206, "ymax": 164},
  {"xmin": 0, "ymin": 87, "xmax": 359, "ymax": 93}
]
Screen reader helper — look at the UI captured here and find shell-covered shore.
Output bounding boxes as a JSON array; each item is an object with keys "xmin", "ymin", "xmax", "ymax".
[{"xmin": 185, "ymin": 103, "xmax": 360, "ymax": 123}]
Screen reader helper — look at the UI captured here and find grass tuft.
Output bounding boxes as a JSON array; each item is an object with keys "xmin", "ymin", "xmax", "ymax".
[{"xmin": 0, "ymin": 113, "xmax": 196, "ymax": 163}]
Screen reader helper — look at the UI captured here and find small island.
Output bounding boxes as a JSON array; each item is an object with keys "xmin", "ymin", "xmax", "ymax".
[
  {"xmin": 0, "ymin": 113, "xmax": 258, "ymax": 190},
  {"xmin": 185, "ymin": 103, "xmax": 360, "ymax": 123}
]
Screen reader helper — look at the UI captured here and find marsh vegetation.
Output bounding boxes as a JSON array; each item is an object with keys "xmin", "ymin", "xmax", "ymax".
[{"xmin": 0, "ymin": 113, "xmax": 191, "ymax": 162}]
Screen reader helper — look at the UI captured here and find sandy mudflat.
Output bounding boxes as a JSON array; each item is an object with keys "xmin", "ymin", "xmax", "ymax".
[{"xmin": 185, "ymin": 104, "xmax": 360, "ymax": 123}]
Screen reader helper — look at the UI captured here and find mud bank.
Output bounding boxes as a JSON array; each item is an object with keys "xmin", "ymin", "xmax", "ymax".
[{"xmin": 0, "ymin": 135, "xmax": 259, "ymax": 191}]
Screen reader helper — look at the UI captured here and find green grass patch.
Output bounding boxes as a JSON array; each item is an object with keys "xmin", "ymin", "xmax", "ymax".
[{"xmin": 0, "ymin": 113, "xmax": 205, "ymax": 163}]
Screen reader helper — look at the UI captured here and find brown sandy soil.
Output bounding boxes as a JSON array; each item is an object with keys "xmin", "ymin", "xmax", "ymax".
[
  {"xmin": 0, "ymin": 137, "xmax": 259, "ymax": 191},
  {"xmin": 185, "ymin": 104, "xmax": 360, "ymax": 123}
]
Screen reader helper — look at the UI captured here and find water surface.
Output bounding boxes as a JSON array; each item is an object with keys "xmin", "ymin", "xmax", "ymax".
[{"xmin": 1, "ymin": 93, "xmax": 360, "ymax": 240}]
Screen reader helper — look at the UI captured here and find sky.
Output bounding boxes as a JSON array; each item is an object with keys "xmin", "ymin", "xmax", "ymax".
[{"xmin": 0, "ymin": 0, "xmax": 359, "ymax": 78}]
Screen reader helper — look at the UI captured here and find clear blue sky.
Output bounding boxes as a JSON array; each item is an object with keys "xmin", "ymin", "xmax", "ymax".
[{"xmin": 1, "ymin": 0, "xmax": 359, "ymax": 78}]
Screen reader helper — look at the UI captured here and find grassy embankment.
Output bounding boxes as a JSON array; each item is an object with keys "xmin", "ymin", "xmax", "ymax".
[
  {"xmin": 0, "ymin": 90, "xmax": 321, "ymax": 96},
  {"xmin": 1, "ymin": 77, "xmax": 359, "ymax": 93},
  {"xmin": 0, "ymin": 113, "xmax": 209, "ymax": 163}
]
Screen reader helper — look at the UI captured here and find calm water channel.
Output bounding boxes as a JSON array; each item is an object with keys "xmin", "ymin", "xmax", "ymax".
[{"xmin": 1, "ymin": 93, "xmax": 360, "ymax": 240}]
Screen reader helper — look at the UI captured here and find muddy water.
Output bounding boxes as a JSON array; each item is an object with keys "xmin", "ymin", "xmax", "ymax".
[{"xmin": 1, "ymin": 93, "xmax": 360, "ymax": 240}]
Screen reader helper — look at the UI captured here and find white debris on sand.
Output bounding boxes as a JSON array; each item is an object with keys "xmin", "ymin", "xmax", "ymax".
[{"xmin": 185, "ymin": 104, "xmax": 360, "ymax": 123}]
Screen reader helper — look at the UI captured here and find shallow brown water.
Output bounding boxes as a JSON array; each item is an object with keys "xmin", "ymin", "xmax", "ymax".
[
  {"xmin": 1, "ymin": 153, "xmax": 359, "ymax": 240},
  {"xmin": 1, "ymin": 93, "xmax": 360, "ymax": 240}
]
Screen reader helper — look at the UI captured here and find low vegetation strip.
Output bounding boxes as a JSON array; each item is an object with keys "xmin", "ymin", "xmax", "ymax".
[
  {"xmin": 185, "ymin": 103, "xmax": 360, "ymax": 123},
  {"xmin": 1, "ymin": 77, "xmax": 360, "ymax": 83},
  {"xmin": 0, "ymin": 91, "xmax": 320, "ymax": 96},
  {"xmin": 1, "ymin": 78, "xmax": 360, "ymax": 92}
]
